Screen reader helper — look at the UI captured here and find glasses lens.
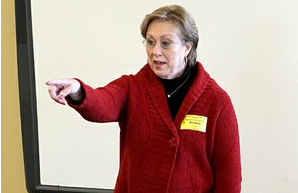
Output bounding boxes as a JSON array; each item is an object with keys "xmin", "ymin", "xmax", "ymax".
[
  {"xmin": 143, "ymin": 39, "xmax": 155, "ymax": 48},
  {"xmin": 160, "ymin": 41, "xmax": 173, "ymax": 49}
]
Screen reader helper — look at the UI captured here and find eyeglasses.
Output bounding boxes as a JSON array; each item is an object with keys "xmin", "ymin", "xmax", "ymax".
[{"xmin": 142, "ymin": 38, "xmax": 184, "ymax": 50}]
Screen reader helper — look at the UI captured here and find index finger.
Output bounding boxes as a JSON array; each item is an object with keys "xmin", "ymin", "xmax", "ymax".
[{"xmin": 46, "ymin": 79, "xmax": 71, "ymax": 86}]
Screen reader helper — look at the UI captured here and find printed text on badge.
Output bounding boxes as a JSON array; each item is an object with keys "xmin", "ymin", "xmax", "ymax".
[{"xmin": 181, "ymin": 115, "xmax": 208, "ymax": 132}]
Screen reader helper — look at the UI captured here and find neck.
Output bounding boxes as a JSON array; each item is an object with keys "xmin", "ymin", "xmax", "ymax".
[
  {"xmin": 160, "ymin": 65, "xmax": 192, "ymax": 94},
  {"xmin": 160, "ymin": 64, "xmax": 197, "ymax": 119}
]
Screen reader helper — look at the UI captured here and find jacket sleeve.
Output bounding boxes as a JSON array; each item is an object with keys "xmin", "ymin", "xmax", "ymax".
[
  {"xmin": 67, "ymin": 75, "xmax": 130, "ymax": 123},
  {"xmin": 212, "ymin": 99, "xmax": 242, "ymax": 193}
]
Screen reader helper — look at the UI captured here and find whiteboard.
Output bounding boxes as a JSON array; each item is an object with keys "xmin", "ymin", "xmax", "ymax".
[{"xmin": 31, "ymin": 0, "xmax": 298, "ymax": 192}]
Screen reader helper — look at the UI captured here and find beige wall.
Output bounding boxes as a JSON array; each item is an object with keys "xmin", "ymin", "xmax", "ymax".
[{"xmin": 1, "ymin": 0, "xmax": 27, "ymax": 192}]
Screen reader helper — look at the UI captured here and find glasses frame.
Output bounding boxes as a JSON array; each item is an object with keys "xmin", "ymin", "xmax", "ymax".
[{"xmin": 142, "ymin": 38, "xmax": 185, "ymax": 50}]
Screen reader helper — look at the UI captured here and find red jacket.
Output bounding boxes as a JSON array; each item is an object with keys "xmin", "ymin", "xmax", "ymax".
[{"xmin": 69, "ymin": 62, "xmax": 242, "ymax": 193}]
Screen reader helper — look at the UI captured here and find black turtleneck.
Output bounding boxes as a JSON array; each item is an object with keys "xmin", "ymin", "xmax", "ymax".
[{"xmin": 160, "ymin": 65, "xmax": 197, "ymax": 120}]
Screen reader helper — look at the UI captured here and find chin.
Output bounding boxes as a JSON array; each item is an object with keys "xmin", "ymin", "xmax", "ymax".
[
  {"xmin": 155, "ymin": 71, "xmax": 172, "ymax": 79},
  {"xmin": 149, "ymin": 63, "xmax": 172, "ymax": 79},
  {"xmin": 152, "ymin": 70, "xmax": 167, "ymax": 79}
]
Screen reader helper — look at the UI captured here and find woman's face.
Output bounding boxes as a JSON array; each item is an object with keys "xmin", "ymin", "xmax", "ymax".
[{"xmin": 145, "ymin": 20, "xmax": 192, "ymax": 79}]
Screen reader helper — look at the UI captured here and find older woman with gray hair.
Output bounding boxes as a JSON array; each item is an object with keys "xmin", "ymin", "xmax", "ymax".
[{"xmin": 46, "ymin": 5, "xmax": 242, "ymax": 193}]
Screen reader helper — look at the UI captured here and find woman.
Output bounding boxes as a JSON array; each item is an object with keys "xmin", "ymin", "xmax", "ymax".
[{"xmin": 47, "ymin": 5, "xmax": 242, "ymax": 193}]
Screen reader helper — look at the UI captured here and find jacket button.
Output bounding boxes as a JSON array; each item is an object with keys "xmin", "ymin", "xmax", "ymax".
[{"xmin": 169, "ymin": 137, "xmax": 177, "ymax": 147}]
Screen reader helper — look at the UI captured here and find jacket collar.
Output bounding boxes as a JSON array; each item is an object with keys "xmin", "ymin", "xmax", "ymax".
[
  {"xmin": 140, "ymin": 62, "xmax": 210, "ymax": 135},
  {"xmin": 174, "ymin": 62, "xmax": 210, "ymax": 128}
]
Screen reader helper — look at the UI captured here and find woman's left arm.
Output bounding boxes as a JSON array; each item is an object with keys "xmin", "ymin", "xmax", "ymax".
[{"xmin": 212, "ymin": 100, "xmax": 242, "ymax": 193}]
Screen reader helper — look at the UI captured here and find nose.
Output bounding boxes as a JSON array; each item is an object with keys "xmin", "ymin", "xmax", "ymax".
[{"xmin": 152, "ymin": 42, "xmax": 163, "ymax": 55}]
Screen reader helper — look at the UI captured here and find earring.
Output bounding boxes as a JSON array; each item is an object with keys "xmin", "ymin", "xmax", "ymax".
[{"xmin": 184, "ymin": 56, "xmax": 188, "ymax": 66}]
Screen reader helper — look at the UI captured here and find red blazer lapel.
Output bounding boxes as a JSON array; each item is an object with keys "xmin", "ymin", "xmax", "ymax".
[
  {"xmin": 140, "ymin": 64, "xmax": 178, "ymax": 135},
  {"xmin": 174, "ymin": 62, "xmax": 210, "ymax": 129}
]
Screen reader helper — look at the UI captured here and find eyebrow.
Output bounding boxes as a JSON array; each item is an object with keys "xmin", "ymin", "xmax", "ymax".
[{"xmin": 146, "ymin": 34, "xmax": 176, "ymax": 39}]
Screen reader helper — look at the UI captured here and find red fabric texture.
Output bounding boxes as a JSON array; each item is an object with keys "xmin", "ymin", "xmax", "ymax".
[{"xmin": 68, "ymin": 62, "xmax": 242, "ymax": 193}]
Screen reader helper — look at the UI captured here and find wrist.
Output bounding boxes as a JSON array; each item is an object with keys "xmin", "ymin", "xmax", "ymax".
[{"xmin": 69, "ymin": 87, "xmax": 84, "ymax": 102}]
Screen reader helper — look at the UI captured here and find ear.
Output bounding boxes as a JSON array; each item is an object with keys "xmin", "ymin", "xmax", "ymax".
[{"xmin": 184, "ymin": 41, "xmax": 193, "ymax": 57}]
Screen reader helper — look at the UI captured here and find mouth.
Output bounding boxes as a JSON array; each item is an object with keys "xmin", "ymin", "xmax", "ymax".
[{"xmin": 153, "ymin": 60, "xmax": 166, "ymax": 68}]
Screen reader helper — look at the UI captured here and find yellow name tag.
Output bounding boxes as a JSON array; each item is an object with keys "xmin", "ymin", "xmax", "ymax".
[{"xmin": 181, "ymin": 115, "xmax": 208, "ymax": 132}]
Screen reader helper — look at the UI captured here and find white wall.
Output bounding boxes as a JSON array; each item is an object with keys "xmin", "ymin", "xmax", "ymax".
[{"xmin": 32, "ymin": 0, "xmax": 298, "ymax": 192}]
